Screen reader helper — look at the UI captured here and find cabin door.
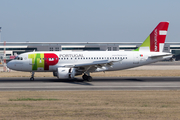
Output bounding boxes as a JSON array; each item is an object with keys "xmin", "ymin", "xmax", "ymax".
[{"xmin": 133, "ymin": 53, "xmax": 139, "ymax": 64}]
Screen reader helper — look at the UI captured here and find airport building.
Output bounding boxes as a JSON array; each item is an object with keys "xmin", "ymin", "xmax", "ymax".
[{"xmin": 1, "ymin": 42, "xmax": 180, "ymax": 63}]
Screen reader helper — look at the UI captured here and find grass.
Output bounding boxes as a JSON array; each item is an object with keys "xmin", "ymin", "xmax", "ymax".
[
  {"xmin": 9, "ymin": 98, "xmax": 59, "ymax": 101},
  {"xmin": 0, "ymin": 91, "xmax": 180, "ymax": 120}
]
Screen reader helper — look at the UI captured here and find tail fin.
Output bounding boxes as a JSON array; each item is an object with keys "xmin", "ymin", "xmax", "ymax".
[{"xmin": 134, "ymin": 22, "xmax": 169, "ymax": 52}]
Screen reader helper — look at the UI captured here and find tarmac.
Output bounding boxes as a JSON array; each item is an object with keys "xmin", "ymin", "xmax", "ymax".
[
  {"xmin": 0, "ymin": 77, "xmax": 180, "ymax": 91},
  {"xmin": 0, "ymin": 61, "xmax": 180, "ymax": 91}
]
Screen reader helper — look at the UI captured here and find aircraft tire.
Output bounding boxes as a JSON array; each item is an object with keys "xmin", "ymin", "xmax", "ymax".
[
  {"xmin": 30, "ymin": 77, "xmax": 34, "ymax": 81},
  {"xmin": 82, "ymin": 74, "xmax": 88, "ymax": 80},
  {"xmin": 87, "ymin": 76, "xmax": 92, "ymax": 82}
]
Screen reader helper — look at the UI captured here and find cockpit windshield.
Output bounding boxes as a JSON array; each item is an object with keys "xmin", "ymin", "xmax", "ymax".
[{"xmin": 14, "ymin": 56, "xmax": 23, "ymax": 60}]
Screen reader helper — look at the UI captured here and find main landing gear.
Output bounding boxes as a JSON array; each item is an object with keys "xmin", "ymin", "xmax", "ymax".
[
  {"xmin": 30, "ymin": 72, "xmax": 35, "ymax": 81},
  {"xmin": 82, "ymin": 74, "xmax": 92, "ymax": 82}
]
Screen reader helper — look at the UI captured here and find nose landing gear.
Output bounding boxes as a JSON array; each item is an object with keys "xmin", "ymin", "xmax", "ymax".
[{"xmin": 30, "ymin": 72, "xmax": 35, "ymax": 81}]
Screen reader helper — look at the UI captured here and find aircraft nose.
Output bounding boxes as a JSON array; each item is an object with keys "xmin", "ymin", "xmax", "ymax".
[
  {"xmin": 7, "ymin": 62, "xmax": 10, "ymax": 68},
  {"xmin": 7, "ymin": 61, "xmax": 13, "ymax": 69}
]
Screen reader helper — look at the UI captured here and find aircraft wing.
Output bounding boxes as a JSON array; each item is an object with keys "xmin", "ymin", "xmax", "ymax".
[
  {"xmin": 61, "ymin": 59, "xmax": 122, "ymax": 73},
  {"xmin": 75, "ymin": 60, "xmax": 122, "ymax": 72},
  {"xmin": 74, "ymin": 60, "xmax": 114, "ymax": 67}
]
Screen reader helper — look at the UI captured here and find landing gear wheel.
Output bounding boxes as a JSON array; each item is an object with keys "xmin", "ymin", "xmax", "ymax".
[
  {"xmin": 82, "ymin": 73, "xmax": 93, "ymax": 82},
  {"xmin": 82, "ymin": 74, "xmax": 88, "ymax": 80},
  {"xmin": 30, "ymin": 72, "xmax": 35, "ymax": 81},
  {"xmin": 87, "ymin": 76, "xmax": 92, "ymax": 82},
  {"xmin": 30, "ymin": 77, "xmax": 34, "ymax": 81}
]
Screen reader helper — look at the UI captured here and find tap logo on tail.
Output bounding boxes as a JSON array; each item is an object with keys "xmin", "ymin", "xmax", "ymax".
[{"xmin": 134, "ymin": 22, "xmax": 169, "ymax": 52}]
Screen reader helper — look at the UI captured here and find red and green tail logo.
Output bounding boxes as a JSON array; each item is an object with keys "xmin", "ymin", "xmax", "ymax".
[{"xmin": 134, "ymin": 22, "xmax": 169, "ymax": 52}]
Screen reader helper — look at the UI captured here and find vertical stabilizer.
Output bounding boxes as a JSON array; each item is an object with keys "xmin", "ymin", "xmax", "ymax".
[{"xmin": 134, "ymin": 22, "xmax": 169, "ymax": 52}]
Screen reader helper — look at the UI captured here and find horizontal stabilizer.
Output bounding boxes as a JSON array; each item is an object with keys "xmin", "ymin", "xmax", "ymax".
[{"xmin": 148, "ymin": 53, "xmax": 172, "ymax": 58}]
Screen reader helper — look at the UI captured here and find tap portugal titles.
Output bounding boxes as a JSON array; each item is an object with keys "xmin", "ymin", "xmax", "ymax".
[{"xmin": 59, "ymin": 54, "xmax": 84, "ymax": 58}]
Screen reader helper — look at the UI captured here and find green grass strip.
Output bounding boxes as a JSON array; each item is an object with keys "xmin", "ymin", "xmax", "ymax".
[{"xmin": 9, "ymin": 98, "xmax": 59, "ymax": 101}]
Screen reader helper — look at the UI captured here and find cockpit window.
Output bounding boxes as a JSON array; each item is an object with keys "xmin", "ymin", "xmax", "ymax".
[
  {"xmin": 14, "ymin": 56, "xmax": 18, "ymax": 60},
  {"xmin": 14, "ymin": 56, "xmax": 23, "ymax": 60}
]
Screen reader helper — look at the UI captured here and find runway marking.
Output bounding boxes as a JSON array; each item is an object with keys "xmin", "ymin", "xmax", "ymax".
[{"xmin": 0, "ymin": 86, "xmax": 180, "ymax": 89}]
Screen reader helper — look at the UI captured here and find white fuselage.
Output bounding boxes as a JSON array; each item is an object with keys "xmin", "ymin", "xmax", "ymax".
[{"xmin": 7, "ymin": 51, "xmax": 172, "ymax": 73}]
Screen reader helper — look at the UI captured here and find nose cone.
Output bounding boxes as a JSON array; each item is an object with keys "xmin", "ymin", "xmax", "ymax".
[{"xmin": 7, "ymin": 61, "xmax": 14, "ymax": 70}]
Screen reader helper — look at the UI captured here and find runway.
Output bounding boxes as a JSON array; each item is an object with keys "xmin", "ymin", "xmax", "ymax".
[{"xmin": 0, "ymin": 77, "xmax": 180, "ymax": 91}]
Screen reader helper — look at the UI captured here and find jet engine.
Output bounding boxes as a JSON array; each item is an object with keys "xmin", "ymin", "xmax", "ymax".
[{"xmin": 57, "ymin": 67, "xmax": 76, "ymax": 79}]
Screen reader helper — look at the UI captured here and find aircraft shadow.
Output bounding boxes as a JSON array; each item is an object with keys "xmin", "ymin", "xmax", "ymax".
[
  {"xmin": 0, "ymin": 77, "xmax": 180, "ymax": 83},
  {"xmin": 0, "ymin": 77, "xmax": 94, "ymax": 86}
]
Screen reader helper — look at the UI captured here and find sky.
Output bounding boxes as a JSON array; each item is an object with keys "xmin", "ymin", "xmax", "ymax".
[{"xmin": 0, "ymin": 0, "xmax": 180, "ymax": 43}]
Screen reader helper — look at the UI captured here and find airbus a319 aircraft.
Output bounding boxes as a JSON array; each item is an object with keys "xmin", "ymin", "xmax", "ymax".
[{"xmin": 7, "ymin": 22, "xmax": 172, "ymax": 81}]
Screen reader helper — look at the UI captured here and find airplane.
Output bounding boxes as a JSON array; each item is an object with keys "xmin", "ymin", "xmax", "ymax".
[{"xmin": 7, "ymin": 22, "xmax": 172, "ymax": 81}]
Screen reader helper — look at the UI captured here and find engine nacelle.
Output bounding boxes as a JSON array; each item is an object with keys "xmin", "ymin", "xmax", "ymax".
[{"xmin": 57, "ymin": 67, "xmax": 76, "ymax": 79}]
